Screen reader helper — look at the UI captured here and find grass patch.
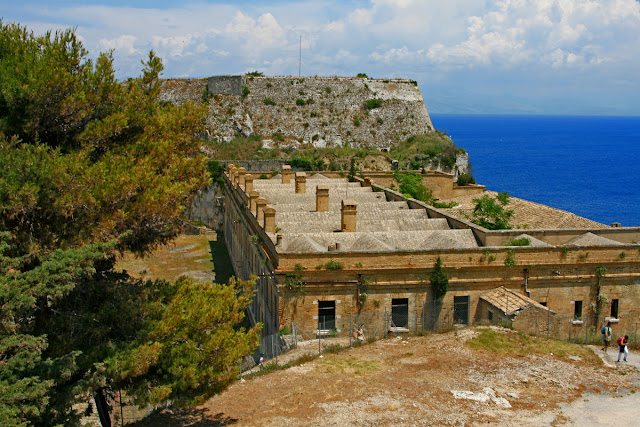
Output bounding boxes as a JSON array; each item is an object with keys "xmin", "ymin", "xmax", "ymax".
[
  {"xmin": 316, "ymin": 358, "xmax": 381, "ymax": 375},
  {"xmin": 467, "ymin": 328, "xmax": 600, "ymax": 362}
]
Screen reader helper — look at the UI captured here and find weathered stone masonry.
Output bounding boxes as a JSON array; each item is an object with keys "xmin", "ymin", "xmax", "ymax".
[{"xmin": 222, "ymin": 165, "xmax": 640, "ymax": 340}]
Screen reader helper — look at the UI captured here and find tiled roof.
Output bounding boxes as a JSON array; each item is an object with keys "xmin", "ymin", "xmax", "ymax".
[
  {"xmin": 437, "ymin": 191, "xmax": 608, "ymax": 230},
  {"xmin": 252, "ymin": 173, "xmax": 479, "ymax": 253},
  {"xmin": 480, "ymin": 286, "xmax": 552, "ymax": 316}
]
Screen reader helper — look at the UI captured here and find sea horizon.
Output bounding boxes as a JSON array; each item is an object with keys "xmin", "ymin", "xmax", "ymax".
[{"xmin": 429, "ymin": 113, "xmax": 640, "ymax": 228}]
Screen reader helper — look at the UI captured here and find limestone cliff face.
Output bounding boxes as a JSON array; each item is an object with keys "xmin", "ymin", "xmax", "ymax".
[{"xmin": 160, "ymin": 75, "xmax": 434, "ymax": 149}]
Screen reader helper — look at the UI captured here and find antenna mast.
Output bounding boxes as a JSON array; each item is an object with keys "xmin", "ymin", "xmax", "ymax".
[{"xmin": 298, "ymin": 35, "xmax": 302, "ymax": 76}]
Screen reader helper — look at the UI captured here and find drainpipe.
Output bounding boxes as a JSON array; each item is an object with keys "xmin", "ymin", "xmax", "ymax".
[{"xmin": 523, "ymin": 269, "xmax": 530, "ymax": 298}]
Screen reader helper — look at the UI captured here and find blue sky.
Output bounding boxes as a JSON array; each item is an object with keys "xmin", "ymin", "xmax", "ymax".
[{"xmin": 3, "ymin": 0, "xmax": 640, "ymax": 115}]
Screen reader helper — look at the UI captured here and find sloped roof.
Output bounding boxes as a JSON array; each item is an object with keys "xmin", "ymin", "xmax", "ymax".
[
  {"xmin": 480, "ymin": 286, "xmax": 553, "ymax": 316},
  {"xmin": 436, "ymin": 190, "xmax": 607, "ymax": 229},
  {"xmin": 349, "ymin": 234, "xmax": 395, "ymax": 252},
  {"xmin": 286, "ymin": 234, "xmax": 326, "ymax": 252},
  {"xmin": 419, "ymin": 230, "xmax": 478, "ymax": 250},
  {"xmin": 565, "ymin": 232, "xmax": 623, "ymax": 247}
]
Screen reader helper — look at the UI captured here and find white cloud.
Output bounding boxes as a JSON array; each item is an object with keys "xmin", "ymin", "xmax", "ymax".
[
  {"xmin": 152, "ymin": 34, "xmax": 193, "ymax": 57},
  {"xmin": 98, "ymin": 35, "xmax": 139, "ymax": 55}
]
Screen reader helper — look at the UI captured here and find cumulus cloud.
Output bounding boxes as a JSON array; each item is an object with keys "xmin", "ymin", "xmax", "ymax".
[
  {"xmin": 97, "ymin": 35, "xmax": 140, "ymax": 55},
  {"xmin": 5, "ymin": 0, "xmax": 640, "ymax": 113}
]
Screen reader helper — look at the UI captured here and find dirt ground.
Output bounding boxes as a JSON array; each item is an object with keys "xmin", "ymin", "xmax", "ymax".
[{"xmin": 134, "ymin": 327, "xmax": 639, "ymax": 426}]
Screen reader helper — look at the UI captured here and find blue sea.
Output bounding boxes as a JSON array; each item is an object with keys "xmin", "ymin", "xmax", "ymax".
[{"xmin": 429, "ymin": 115, "xmax": 640, "ymax": 227}]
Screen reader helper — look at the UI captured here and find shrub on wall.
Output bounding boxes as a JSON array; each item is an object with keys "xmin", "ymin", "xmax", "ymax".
[
  {"xmin": 364, "ymin": 99, "xmax": 383, "ymax": 110},
  {"xmin": 430, "ymin": 257, "xmax": 448, "ymax": 300}
]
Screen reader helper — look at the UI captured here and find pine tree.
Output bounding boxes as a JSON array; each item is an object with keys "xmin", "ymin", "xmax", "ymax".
[{"xmin": 0, "ymin": 21, "xmax": 260, "ymax": 426}]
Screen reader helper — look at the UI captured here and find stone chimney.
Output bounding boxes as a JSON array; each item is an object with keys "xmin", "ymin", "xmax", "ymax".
[
  {"xmin": 295, "ymin": 172, "xmax": 306, "ymax": 194},
  {"xmin": 249, "ymin": 191, "xmax": 259, "ymax": 214},
  {"xmin": 229, "ymin": 166, "xmax": 238, "ymax": 186},
  {"xmin": 263, "ymin": 206, "xmax": 276, "ymax": 233},
  {"xmin": 244, "ymin": 173, "xmax": 254, "ymax": 193},
  {"xmin": 256, "ymin": 197, "xmax": 267, "ymax": 222},
  {"xmin": 237, "ymin": 167, "xmax": 247, "ymax": 188},
  {"xmin": 341, "ymin": 200, "xmax": 357, "ymax": 232},
  {"xmin": 282, "ymin": 165, "xmax": 292, "ymax": 184},
  {"xmin": 316, "ymin": 184, "xmax": 329, "ymax": 212}
]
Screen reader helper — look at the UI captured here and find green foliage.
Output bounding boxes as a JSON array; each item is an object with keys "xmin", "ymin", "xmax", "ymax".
[
  {"xmin": 430, "ymin": 257, "xmax": 448, "ymax": 300},
  {"xmin": 432, "ymin": 201, "xmax": 458, "ymax": 209},
  {"xmin": 393, "ymin": 171, "xmax": 434, "ymax": 204},
  {"xmin": 505, "ymin": 237, "xmax": 530, "ymax": 246},
  {"xmin": 242, "ymin": 85, "xmax": 250, "ymax": 97},
  {"xmin": 356, "ymin": 73, "xmax": 369, "ymax": 78},
  {"xmin": 364, "ymin": 98, "xmax": 383, "ymax": 110},
  {"xmin": 296, "ymin": 98, "xmax": 306, "ymax": 106},
  {"xmin": 468, "ymin": 192, "xmax": 514, "ymax": 230},
  {"xmin": 390, "ymin": 132, "xmax": 463, "ymax": 171},
  {"xmin": 208, "ymin": 160, "xmax": 226, "ymax": 185},
  {"xmin": 272, "ymin": 132, "xmax": 285, "ymax": 142},
  {"xmin": 0, "ymin": 22, "xmax": 210, "ymax": 255},
  {"xmin": 0, "ymin": 22, "xmax": 255, "ymax": 425},
  {"xmin": 109, "ymin": 276, "xmax": 260, "ymax": 406},
  {"xmin": 324, "ymin": 260, "xmax": 342, "ymax": 270},
  {"xmin": 456, "ymin": 172, "xmax": 475, "ymax": 186},
  {"xmin": 504, "ymin": 257, "xmax": 517, "ymax": 266},
  {"xmin": 289, "ymin": 156, "xmax": 325, "ymax": 171},
  {"xmin": 263, "ymin": 97, "xmax": 276, "ymax": 105},
  {"xmin": 284, "ymin": 272, "xmax": 306, "ymax": 293},
  {"xmin": 353, "ymin": 117, "xmax": 361, "ymax": 126},
  {"xmin": 246, "ymin": 70, "xmax": 263, "ymax": 76}
]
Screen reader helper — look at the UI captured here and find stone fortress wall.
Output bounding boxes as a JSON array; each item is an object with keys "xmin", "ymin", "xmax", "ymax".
[{"xmin": 160, "ymin": 75, "xmax": 434, "ymax": 149}]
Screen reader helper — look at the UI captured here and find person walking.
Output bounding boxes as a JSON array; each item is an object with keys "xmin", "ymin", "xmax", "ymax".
[
  {"xmin": 616, "ymin": 335, "xmax": 629, "ymax": 362},
  {"xmin": 601, "ymin": 322, "xmax": 612, "ymax": 353}
]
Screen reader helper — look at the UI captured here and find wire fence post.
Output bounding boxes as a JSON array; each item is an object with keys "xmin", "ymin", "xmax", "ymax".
[
  {"xmin": 350, "ymin": 314, "xmax": 353, "ymax": 348},
  {"xmin": 585, "ymin": 314, "xmax": 589, "ymax": 345}
]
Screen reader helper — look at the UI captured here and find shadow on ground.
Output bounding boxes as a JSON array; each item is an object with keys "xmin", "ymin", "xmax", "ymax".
[
  {"xmin": 210, "ymin": 231, "xmax": 234, "ymax": 286},
  {"xmin": 130, "ymin": 408, "xmax": 237, "ymax": 426}
]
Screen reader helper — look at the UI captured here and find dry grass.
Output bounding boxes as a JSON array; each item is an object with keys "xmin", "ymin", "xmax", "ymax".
[{"xmin": 116, "ymin": 234, "xmax": 214, "ymax": 282}]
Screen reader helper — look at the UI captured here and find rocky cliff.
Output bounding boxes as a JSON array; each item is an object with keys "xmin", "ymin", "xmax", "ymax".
[{"xmin": 160, "ymin": 75, "xmax": 434, "ymax": 150}]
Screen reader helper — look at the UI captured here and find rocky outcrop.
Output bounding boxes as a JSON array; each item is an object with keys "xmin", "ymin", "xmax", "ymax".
[{"xmin": 160, "ymin": 75, "xmax": 434, "ymax": 149}]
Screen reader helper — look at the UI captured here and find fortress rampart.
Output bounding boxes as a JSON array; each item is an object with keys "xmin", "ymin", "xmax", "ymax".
[{"xmin": 160, "ymin": 75, "xmax": 434, "ymax": 149}]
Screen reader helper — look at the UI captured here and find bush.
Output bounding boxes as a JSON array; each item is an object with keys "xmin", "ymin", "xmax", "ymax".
[
  {"xmin": 457, "ymin": 172, "xmax": 475, "ymax": 186},
  {"xmin": 242, "ymin": 85, "xmax": 250, "ymax": 97},
  {"xmin": 296, "ymin": 98, "xmax": 306, "ymax": 106},
  {"xmin": 364, "ymin": 98, "xmax": 383, "ymax": 110},
  {"xmin": 263, "ymin": 97, "xmax": 276, "ymax": 105},
  {"xmin": 505, "ymin": 237, "xmax": 530, "ymax": 246},
  {"xmin": 353, "ymin": 117, "xmax": 361, "ymax": 126},
  {"xmin": 393, "ymin": 171, "xmax": 434, "ymax": 204},
  {"xmin": 246, "ymin": 70, "xmax": 264, "ymax": 76},
  {"xmin": 324, "ymin": 260, "xmax": 342, "ymax": 270},
  {"xmin": 356, "ymin": 73, "xmax": 369, "ymax": 78}
]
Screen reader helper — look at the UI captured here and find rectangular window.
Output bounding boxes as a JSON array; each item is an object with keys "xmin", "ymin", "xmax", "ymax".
[
  {"xmin": 391, "ymin": 298, "xmax": 409, "ymax": 328},
  {"xmin": 574, "ymin": 301, "xmax": 583, "ymax": 319},
  {"xmin": 454, "ymin": 296, "xmax": 470, "ymax": 325},
  {"xmin": 611, "ymin": 299, "xmax": 619, "ymax": 319},
  {"xmin": 488, "ymin": 309, "xmax": 494, "ymax": 323},
  {"xmin": 318, "ymin": 300, "xmax": 336, "ymax": 331},
  {"xmin": 539, "ymin": 302, "xmax": 547, "ymax": 307}
]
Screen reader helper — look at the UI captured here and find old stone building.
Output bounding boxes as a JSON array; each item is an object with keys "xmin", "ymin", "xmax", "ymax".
[{"xmin": 222, "ymin": 164, "xmax": 640, "ymax": 341}]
